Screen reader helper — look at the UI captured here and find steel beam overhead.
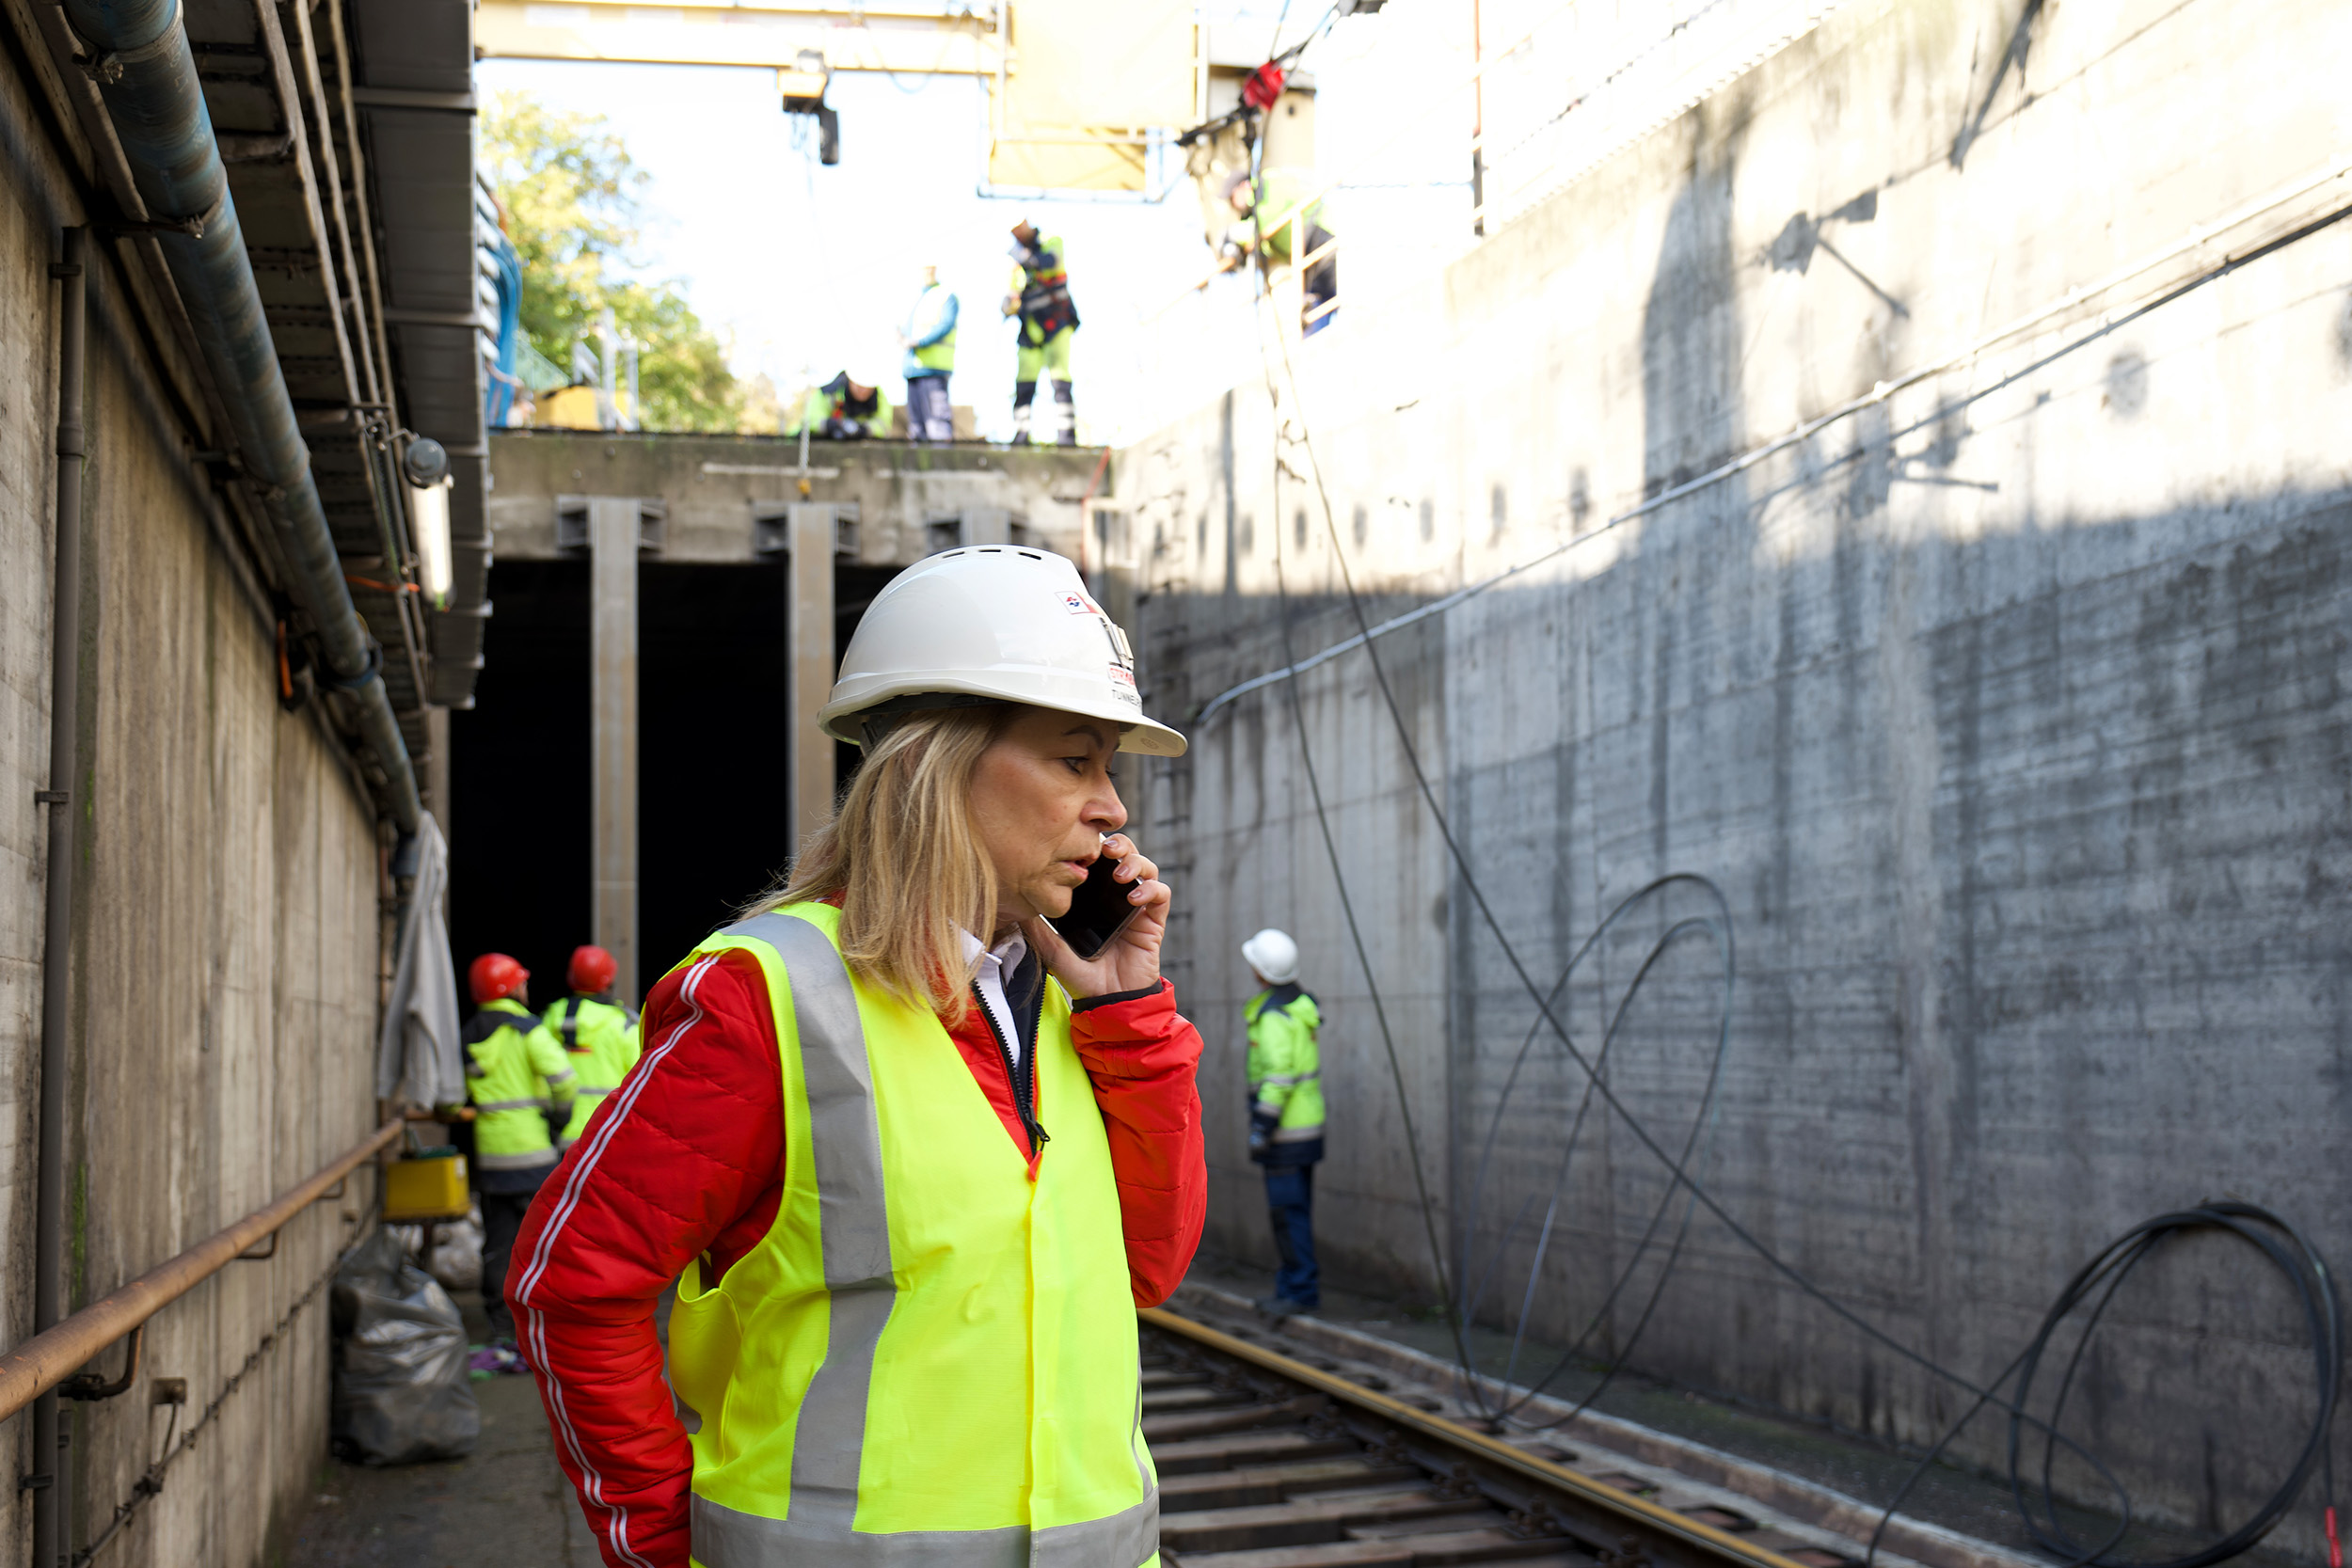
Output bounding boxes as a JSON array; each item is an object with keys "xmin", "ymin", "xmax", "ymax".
[{"xmin": 475, "ymin": 1, "xmax": 1002, "ymax": 74}]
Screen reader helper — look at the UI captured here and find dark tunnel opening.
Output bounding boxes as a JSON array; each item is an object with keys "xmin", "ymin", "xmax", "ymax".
[
  {"xmin": 449, "ymin": 559, "xmax": 592, "ymax": 1009},
  {"xmin": 450, "ymin": 558, "xmax": 902, "ymax": 1006}
]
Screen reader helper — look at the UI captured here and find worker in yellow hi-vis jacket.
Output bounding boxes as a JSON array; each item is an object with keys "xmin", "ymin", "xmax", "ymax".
[
  {"xmin": 1004, "ymin": 220, "xmax": 1079, "ymax": 445},
  {"xmin": 546, "ymin": 944, "xmax": 642, "ymax": 1150},
  {"xmin": 1242, "ymin": 927, "xmax": 1324, "ymax": 1315},
  {"xmin": 463, "ymin": 952, "xmax": 576, "ymax": 1369}
]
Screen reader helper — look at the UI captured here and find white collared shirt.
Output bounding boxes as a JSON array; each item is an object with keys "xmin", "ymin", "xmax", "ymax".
[{"xmin": 961, "ymin": 927, "xmax": 1032, "ymax": 1067}]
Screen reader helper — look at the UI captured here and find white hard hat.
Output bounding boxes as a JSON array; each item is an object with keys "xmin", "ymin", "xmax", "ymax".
[
  {"xmin": 818, "ymin": 546, "xmax": 1186, "ymax": 755},
  {"xmin": 1241, "ymin": 928, "xmax": 1298, "ymax": 984}
]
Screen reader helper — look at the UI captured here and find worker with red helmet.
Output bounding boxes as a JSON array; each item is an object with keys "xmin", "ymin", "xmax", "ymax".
[
  {"xmin": 463, "ymin": 952, "xmax": 577, "ymax": 1370},
  {"xmin": 544, "ymin": 944, "xmax": 641, "ymax": 1150}
]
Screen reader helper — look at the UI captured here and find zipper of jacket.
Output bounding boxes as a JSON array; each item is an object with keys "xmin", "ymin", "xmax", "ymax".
[{"xmin": 972, "ymin": 982, "xmax": 1050, "ymax": 1157}]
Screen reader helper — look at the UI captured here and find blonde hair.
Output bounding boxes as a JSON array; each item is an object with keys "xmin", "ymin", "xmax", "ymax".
[{"xmin": 750, "ymin": 705, "xmax": 1015, "ymax": 1023}]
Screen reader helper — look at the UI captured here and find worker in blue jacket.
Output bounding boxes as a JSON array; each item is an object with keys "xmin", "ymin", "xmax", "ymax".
[{"xmin": 899, "ymin": 264, "xmax": 960, "ymax": 444}]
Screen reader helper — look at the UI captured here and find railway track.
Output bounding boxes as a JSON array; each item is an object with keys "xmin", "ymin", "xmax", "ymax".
[{"xmin": 1141, "ymin": 1307, "xmax": 1885, "ymax": 1568}]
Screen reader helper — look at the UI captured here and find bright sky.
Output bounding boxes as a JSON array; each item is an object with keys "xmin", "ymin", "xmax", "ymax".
[{"xmin": 478, "ymin": 3, "xmax": 1477, "ymax": 443}]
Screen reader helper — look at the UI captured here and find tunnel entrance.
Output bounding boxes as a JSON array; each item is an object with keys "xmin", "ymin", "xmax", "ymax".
[{"xmin": 451, "ymin": 558, "xmax": 900, "ymax": 1004}]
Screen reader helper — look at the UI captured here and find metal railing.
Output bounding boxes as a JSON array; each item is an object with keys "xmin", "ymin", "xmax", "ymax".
[{"xmin": 0, "ymin": 1119, "xmax": 402, "ymax": 1425}]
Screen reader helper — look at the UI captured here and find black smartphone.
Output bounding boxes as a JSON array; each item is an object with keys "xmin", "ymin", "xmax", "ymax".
[{"xmin": 1048, "ymin": 844, "xmax": 1137, "ymax": 959}]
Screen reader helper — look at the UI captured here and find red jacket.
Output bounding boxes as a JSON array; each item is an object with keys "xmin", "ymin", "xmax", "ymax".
[{"xmin": 507, "ymin": 945, "xmax": 1207, "ymax": 1568}]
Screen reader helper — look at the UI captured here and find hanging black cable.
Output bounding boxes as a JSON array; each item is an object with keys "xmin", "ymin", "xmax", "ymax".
[{"xmin": 1244, "ymin": 122, "xmax": 1474, "ymax": 1379}]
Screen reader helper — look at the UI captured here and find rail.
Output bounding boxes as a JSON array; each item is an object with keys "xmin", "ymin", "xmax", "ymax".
[
  {"xmin": 0, "ymin": 1119, "xmax": 401, "ymax": 1424},
  {"xmin": 1142, "ymin": 1305, "xmax": 1832, "ymax": 1568}
]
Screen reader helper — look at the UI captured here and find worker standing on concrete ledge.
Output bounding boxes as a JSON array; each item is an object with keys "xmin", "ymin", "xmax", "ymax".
[
  {"xmin": 1219, "ymin": 170, "xmax": 1339, "ymax": 336},
  {"xmin": 785, "ymin": 371, "xmax": 894, "ymax": 439},
  {"xmin": 899, "ymin": 263, "xmax": 960, "ymax": 443},
  {"xmin": 462, "ymin": 953, "xmax": 577, "ymax": 1372},
  {"xmin": 1242, "ymin": 927, "xmax": 1326, "ymax": 1315},
  {"xmin": 545, "ymin": 944, "xmax": 640, "ymax": 1152},
  {"xmin": 509, "ymin": 547, "xmax": 1205, "ymax": 1567},
  {"xmin": 1005, "ymin": 219, "xmax": 1080, "ymax": 444}
]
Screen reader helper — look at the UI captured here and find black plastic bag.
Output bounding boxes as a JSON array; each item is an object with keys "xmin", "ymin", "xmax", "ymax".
[{"xmin": 329, "ymin": 1227, "xmax": 479, "ymax": 1464}]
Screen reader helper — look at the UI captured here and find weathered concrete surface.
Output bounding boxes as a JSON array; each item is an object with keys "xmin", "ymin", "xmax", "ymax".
[
  {"xmin": 1114, "ymin": 0, "xmax": 2352, "ymax": 1553},
  {"xmin": 0, "ymin": 16, "xmax": 389, "ymax": 1568},
  {"xmin": 486, "ymin": 431, "xmax": 1110, "ymax": 564}
]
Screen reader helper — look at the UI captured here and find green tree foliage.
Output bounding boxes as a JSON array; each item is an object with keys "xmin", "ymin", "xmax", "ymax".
[{"xmin": 481, "ymin": 91, "xmax": 752, "ymax": 432}]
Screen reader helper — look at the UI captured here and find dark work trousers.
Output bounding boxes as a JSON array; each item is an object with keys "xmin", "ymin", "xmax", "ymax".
[
  {"xmin": 479, "ymin": 1186, "xmax": 540, "ymax": 1341},
  {"xmin": 1301, "ymin": 222, "xmax": 1338, "ymax": 337},
  {"xmin": 906, "ymin": 373, "xmax": 953, "ymax": 442},
  {"xmin": 1263, "ymin": 1164, "xmax": 1320, "ymax": 1307}
]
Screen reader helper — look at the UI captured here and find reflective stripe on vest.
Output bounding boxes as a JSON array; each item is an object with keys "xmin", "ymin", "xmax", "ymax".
[
  {"xmin": 741, "ymin": 911, "xmax": 893, "ymax": 1549},
  {"xmin": 666, "ymin": 905, "xmax": 1157, "ymax": 1567},
  {"xmin": 690, "ymin": 1489, "xmax": 1159, "ymax": 1566}
]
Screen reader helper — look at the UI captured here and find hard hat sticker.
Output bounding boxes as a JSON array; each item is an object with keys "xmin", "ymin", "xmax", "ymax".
[
  {"xmin": 1062, "ymin": 592, "xmax": 1096, "ymax": 615},
  {"xmin": 1109, "ymin": 665, "xmax": 1141, "ymax": 707}
]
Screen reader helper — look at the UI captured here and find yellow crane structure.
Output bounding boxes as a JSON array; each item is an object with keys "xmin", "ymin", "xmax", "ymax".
[{"xmin": 473, "ymin": 0, "xmax": 1200, "ymax": 192}]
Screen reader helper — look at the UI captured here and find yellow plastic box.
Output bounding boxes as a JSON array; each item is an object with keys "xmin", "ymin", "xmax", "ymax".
[{"xmin": 383, "ymin": 1153, "xmax": 470, "ymax": 1222}]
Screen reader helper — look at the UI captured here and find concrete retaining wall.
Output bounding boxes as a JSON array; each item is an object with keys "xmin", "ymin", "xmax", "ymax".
[
  {"xmin": 0, "ymin": 28, "xmax": 388, "ymax": 1568},
  {"xmin": 1114, "ymin": 0, "xmax": 2352, "ymax": 1551}
]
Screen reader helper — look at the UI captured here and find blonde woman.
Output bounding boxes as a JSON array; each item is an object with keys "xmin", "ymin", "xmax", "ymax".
[{"xmin": 510, "ymin": 547, "xmax": 1205, "ymax": 1568}]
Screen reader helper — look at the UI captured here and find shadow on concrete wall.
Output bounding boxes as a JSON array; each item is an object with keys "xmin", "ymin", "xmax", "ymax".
[{"xmin": 1187, "ymin": 476, "xmax": 2352, "ymax": 1552}]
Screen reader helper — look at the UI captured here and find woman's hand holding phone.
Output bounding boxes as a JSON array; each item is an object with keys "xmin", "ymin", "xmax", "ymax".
[{"xmin": 1025, "ymin": 832, "xmax": 1170, "ymax": 1000}]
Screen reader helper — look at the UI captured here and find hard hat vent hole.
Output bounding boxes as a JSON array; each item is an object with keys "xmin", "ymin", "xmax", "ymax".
[{"xmin": 1018, "ymin": 549, "xmax": 1042, "ymax": 560}]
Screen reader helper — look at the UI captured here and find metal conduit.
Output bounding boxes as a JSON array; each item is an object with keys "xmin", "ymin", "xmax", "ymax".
[
  {"xmin": 61, "ymin": 0, "xmax": 421, "ymax": 832},
  {"xmin": 30, "ymin": 222, "xmax": 89, "ymax": 1568}
]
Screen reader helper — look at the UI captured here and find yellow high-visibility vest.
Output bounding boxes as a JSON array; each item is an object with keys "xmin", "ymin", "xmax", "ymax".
[
  {"xmin": 463, "ymin": 998, "xmax": 576, "ymax": 1171},
  {"xmin": 663, "ymin": 902, "xmax": 1158, "ymax": 1568},
  {"xmin": 544, "ymin": 994, "xmax": 641, "ymax": 1147}
]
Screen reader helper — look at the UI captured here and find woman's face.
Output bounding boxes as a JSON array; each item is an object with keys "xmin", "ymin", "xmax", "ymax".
[{"xmin": 970, "ymin": 706, "xmax": 1127, "ymax": 930}]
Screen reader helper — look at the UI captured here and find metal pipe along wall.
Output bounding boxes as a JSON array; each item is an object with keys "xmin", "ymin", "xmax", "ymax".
[
  {"xmin": 32, "ymin": 221, "xmax": 87, "ymax": 1568},
  {"xmin": 59, "ymin": 0, "xmax": 421, "ymax": 832}
]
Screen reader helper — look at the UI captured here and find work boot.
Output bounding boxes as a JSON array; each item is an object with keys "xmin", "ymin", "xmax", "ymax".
[{"xmin": 1254, "ymin": 1295, "xmax": 1307, "ymax": 1319}]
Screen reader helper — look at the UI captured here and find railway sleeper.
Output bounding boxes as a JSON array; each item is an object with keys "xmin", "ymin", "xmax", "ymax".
[
  {"xmin": 1160, "ymin": 1456, "xmax": 1428, "ymax": 1511},
  {"xmin": 1158, "ymin": 1484, "xmax": 1491, "ymax": 1554},
  {"xmin": 1318, "ymin": 1410, "xmax": 1757, "ymax": 1568},
  {"xmin": 1146, "ymin": 1392, "xmax": 1334, "ymax": 1442},
  {"xmin": 1151, "ymin": 1430, "xmax": 1360, "ymax": 1476},
  {"xmin": 1168, "ymin": 1530, "xmax": 1600, "ymax": 1567}
]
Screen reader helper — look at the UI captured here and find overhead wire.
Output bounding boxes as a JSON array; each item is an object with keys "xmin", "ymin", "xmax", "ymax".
[
  {"xmin": 1216, "ymin": 113, "xmax": 2347, "ymax": 1560},
  {"xmin": 1196, "ymin": 152, "xmax": 2352, "ymax": 726}
]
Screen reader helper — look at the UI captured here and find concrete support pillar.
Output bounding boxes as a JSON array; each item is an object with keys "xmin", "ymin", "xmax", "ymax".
[
  {"xmin": 423, "ymin": 705, "xmax": 451, "ymax": 840},
  {"xmin": 589, "ymin": 497, "xmax": 640, "ymax": 1001},
  {"xmin": 789, "ymin": 503, "xmax": 836, "ymax": 852}
]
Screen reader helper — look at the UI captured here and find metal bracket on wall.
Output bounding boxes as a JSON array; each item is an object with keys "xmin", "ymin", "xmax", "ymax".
[
  {"xmin": 557, "ymin": 496, "xmax": 666, "ymax": 557},
  {"xmin": 752, "ymin": 501, "xmax": 859, "ymax": 560},
  {"xmin": 57, "ymin": 1324, "xmax": 141, "ymax": 1402}
]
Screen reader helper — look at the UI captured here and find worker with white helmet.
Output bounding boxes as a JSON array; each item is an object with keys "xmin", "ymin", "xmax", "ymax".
[
  {"xmin": 1242, "ymin": 926, "xmax": 1325, "ymax": 1315},
  {"xmin": 509, "ymin": 546, "xmax": 1206, "ymax": 1568},
  {"xmin": 898, "ymin": 262, "xmax": 959, "ymax": 443}
]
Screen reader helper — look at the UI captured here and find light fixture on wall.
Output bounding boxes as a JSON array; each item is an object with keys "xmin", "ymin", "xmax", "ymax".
[{"xmin": 409, "ymin": 479, "xmax": 453, "ymax": 608}]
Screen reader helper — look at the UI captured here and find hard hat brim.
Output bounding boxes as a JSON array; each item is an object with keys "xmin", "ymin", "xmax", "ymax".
[{"xmin": 819, "ymin": 680, "xmax": 1187, "ymax": 756}]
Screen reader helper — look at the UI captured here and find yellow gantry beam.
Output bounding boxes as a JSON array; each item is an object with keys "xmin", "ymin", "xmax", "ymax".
[{"xmin": 474, "ymin": 1, "xmax": 1005, "ymax": 75}]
